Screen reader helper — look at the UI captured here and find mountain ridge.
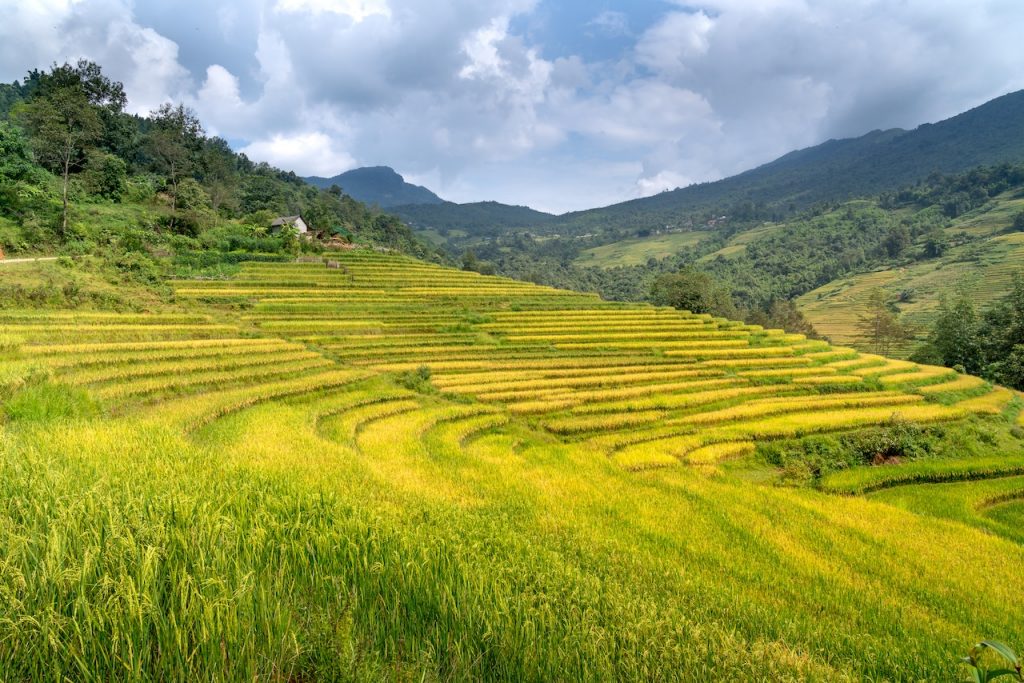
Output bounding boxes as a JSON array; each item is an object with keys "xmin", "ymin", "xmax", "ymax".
[
  {"xmin": 550, "ymin": 89, "xmax": 1024, "ymax": 232},
  {"xmin": 304, "ymin": 166, "xmax": 444, "ymax": 208}
]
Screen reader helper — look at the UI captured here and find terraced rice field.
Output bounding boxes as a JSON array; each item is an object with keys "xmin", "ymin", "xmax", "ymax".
[
  {"xmin": 798, "ymin": 203, "xmax": 1024, "ymax": 352},
  {"xmin": 1, "ymin": 249, "xmax": 1023, "ymax": 680}
]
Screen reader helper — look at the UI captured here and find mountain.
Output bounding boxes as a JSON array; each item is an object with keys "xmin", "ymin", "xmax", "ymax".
[
  {"xmin": 392, "ymin": 201, "xmax": 556, "ymax": 238},
  {"xmin": 305, "ymin": 166, "xmax": 444, "ymax": 208},
  {"xmin": 551, "ymin": 89, "xmax": 1024, "ymax": 234}
]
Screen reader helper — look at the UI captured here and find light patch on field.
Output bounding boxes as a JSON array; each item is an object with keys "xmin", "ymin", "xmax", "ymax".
[{"xmin": 575, "ymin": 231, "xmax": 712, "ymax": 267}]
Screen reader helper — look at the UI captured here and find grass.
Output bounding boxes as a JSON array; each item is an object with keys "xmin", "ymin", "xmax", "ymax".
[
  {"xmin": 574, "ymin": 231, "xmax": 713, "ymax": 267},
  {"xmin": 0, "ymin": 250, "xmax": 1022, "ymax": 680}
]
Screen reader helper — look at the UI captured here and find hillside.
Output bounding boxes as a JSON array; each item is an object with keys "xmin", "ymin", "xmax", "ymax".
[
  {"xmin": 392, "ymin": 200, "xmax": 557, "ymax": 243},
  {"xmin": 305, "ymin": 166, "xmax": 444, "ymax": 207},
  {"xmin": 549, "ymin": 89, "xmax": 1024, "ymax": 235},
  {"xmin": 2, "ymin": 250, "xmax": 1023, "ymax": 678},
  {"xmin": 797, "ymin": 188, "xmax": 1024, "ymax": 349}
]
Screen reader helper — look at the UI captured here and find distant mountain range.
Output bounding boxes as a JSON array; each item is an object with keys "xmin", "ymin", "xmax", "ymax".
[
  {"xmin": 549, "ymin": 88, "xmax": 1024, "ymax": 234},
  {"xmin": 303, "ymin": 166, "xmax": 556, "ymax": 235},
  {"xmin": 391, "ymin": 201, "xmax": 556, "ymax": 237},
  {"xmin": 306, "ymin": 89, "xmax": 1024, "ymax": 240},
  {"xmin": 304, "ymin": 166, "xmax": 444, "ymax": 207}
]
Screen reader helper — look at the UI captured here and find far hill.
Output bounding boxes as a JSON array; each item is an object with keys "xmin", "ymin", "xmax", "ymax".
[
  {"xmin": 305, "ymin": 166, "xmax": 444, "ymax": 208},
  {"xmin": 552, "ymin": 89, "xmax": 1024, "ymax": 234},
  {"xmin": 392, "ymin": 201, "xmax": 556, "ymax": 241}
]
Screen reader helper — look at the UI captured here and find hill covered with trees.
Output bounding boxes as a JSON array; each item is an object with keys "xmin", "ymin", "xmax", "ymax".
[{"xmin": 0, "ymin": 61, "xmax": 434, "ymax": 279}]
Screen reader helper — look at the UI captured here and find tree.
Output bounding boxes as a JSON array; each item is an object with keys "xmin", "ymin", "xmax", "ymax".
[
  {"xmin": 929, "ymin": 294, "xmax": 982, "ymax": 374},
  {"xmin": 0, "ymin": 122, "xmax": 33, "ymax": 184},
  {"xmin": 857, "ymin": 289, "xmax": 910, "ymax": 356},
  {"xmin": 650, "ymin": 269, "xmax": 736, "ymax": 317},
  {"xmin": 744, "ymin": 298, "xmax": 820, "ymax": 338},
  {"xmin": 17, "ymin": 82, "xmax": 101, "ymax": 236},
  {"xmin": 82, "ymin": 150, "xmax": 127, "ymax": 201},
  {"xmin": 923, "ymin": 228, "xmax": 949, "ymax": 258},
  {"xmin": 145, "ymin": 103, "xmax": 205, "ymax": 230},
  {"xmin": 32, "ymin": 60, "xmax": 132, "ymax": 159},
  {"xmin": 1011, "ymin": 210, "xmax": 1024, "ymax": 232}
]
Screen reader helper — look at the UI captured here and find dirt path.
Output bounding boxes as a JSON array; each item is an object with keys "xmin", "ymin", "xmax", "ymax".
[{"xmin": 0, "ymin": 257, "xmax": 59, "ymax": 265}]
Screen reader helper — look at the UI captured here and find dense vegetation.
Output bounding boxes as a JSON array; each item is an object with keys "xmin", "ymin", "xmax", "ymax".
[
  {"xmin": 394, "ymin": 200, "xmax": 556, "ymax": 238},
  {"xmin": 912, "ymin": 277, "xmax": 1024, "ymax": 390},
  {"xmin": 0, "ymin": 61, "xmax": 434, "ymax": 273}
]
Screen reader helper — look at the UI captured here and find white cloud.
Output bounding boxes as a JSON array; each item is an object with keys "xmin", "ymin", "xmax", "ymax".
[
  {"xmin": 241, "ymin": 132, "xmax": 356, "ymax": 176},
  {"xmin": 588, "ymin": 11, "xmax": 631, "ymax": 37},
  {"xmin": 636, "ymin": 10, "xmax": 714, "ymax": 77},
  {"xmin": 274, "ymin": 0, "xmax": 390, "ymax": 21},
  {"xmin": 4, "ymin": 0, "xmax": 1024, "ymax": 213}
]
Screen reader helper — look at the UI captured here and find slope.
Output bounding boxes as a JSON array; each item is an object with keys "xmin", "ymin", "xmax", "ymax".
[
  {"xmin": 551, "ymin": 89, "xmax": 1024, "ymax": 235},
  {"xmin": 1, "ymin": 250, "xmax": 1022, "ymax": 679}
]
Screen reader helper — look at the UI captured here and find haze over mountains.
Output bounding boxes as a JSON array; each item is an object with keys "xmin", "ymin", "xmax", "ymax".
[{"xmin": 311, "ymin": 89, "xmax": 1024, "ymax": 239}]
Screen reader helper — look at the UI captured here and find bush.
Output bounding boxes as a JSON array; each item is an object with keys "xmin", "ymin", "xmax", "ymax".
[
  {"xmin": 759, "ymin": 417, "xmax": 943, "ymax": 484},
  {"xmin": 82, "ymin": 151, "xmax": 127, "ymax": 201},
  {"xmin": 396, "ymin": 366, "xmax": 434, "ymax": 393}
]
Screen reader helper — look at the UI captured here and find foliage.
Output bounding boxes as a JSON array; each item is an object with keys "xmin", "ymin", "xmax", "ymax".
[
  {"xmin": 962, "ymin": 641, "xmax": 1022, "ymax": 683},
  {"xmin": 395, "ymin": 365, "xmax": 434, "ymax": 393},
  {"xmin": 650, "ymin": 268, "xmax": 736, "ymax": 317},
  {"xmin": 758, "ymin": 415, "xmax": 940, "ymax": 483},
  {"xmin": 913, "ymin": 276, "xmax": 1024, "ymax": 390},
  {"xmin": 0, "ymin": 61, "xmax": 434, "ymax": 261}
]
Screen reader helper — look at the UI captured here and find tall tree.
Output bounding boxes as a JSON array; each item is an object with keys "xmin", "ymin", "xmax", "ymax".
[
  {"xmin": 33, "ymin": 60, "xmax": 132, "ymax": 157},
  {"xmin": 928, "ymin": 294, "xmax": 982, "ymax": 373},
  {"xmin": 145, "ymin": 103, "xmax": 204, "ymax": 229},
  {"xmin": 857, "ymin": 289, "xmax": 910, "ymax": 356},
  {"xmin": 17, "ymin": 82, "xmax": 101, "ymax": 235}
]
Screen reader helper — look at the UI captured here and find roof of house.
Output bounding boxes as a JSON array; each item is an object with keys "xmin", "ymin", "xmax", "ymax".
[{"xmin": 270, "ymin": 215, "xmax": 303, "ymax": 226}]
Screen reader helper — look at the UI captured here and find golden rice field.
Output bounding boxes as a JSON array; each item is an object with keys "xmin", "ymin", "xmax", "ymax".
[{"xmin": 2, "ymin": 250, "xmax": 1024, "ymax": 681}]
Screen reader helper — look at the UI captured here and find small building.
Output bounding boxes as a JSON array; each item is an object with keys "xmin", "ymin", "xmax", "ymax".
[{"xmin": 269, "ymin": 215, "xmax": 309, "ymax": 235}]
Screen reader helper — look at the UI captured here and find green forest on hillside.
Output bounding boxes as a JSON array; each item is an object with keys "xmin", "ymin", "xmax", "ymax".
[{"xmin": 0, "ymin": 60, "xmax": 433, "ymax": 290}]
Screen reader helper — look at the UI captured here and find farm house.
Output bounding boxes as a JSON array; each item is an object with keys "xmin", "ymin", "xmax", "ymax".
[{"xmin": 269, "ymin": 215, "xmax": 309, "ymax": 235}]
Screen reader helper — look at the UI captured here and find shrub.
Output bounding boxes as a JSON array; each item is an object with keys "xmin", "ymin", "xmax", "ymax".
[{"xmin": 396, "ymin": 366, "xmax": 434, "ymax": 394}]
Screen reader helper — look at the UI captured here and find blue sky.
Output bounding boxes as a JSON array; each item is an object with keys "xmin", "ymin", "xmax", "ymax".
[{"xmin": 3, "ymin": 0, "xmax": 1024, "ymax": 213}]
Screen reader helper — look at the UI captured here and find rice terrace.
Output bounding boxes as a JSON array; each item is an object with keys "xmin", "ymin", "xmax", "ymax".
[
  {"xmin": 0, "ymin": 251, "xmax": 1022, "ymax": 680},
  {"xmin": 6, "ymin": 2, "xmax": 1024, "ymax": 681}
]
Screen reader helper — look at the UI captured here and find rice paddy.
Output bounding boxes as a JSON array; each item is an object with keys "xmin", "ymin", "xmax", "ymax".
[{"xmin": 1, "ymin": 249, "xmax": 1023, "ymax": 680}]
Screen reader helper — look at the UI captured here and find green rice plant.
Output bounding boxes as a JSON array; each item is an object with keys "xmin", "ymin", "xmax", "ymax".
[
  {"xmin": 686, "ymin": 441, "xmax": 755, "ymax": 464},
  {"xmin": 821, "ymin": 454, "xmax": 1024, "ymax": 494},
  {"xmin": 3, "ymin": 381, "xmax": 98, "ymax": 422},
  {"xmin": 98, "ymin": 357, "xmax": 340, "ymax": 402}
]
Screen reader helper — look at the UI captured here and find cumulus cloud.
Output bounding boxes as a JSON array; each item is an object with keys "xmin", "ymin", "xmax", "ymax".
[
  {"xmin": 2, "ymin": 0, "xmax": 1024, "ymax": 212},
  {"xmin": 241, "ymin": 132, "xmax": 356, "ymax": 176}
]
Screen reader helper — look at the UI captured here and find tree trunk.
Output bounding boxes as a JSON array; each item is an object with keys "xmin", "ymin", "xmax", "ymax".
[
  {"xmin": 61, "ymin": 151, "xmax": 71, "ymax": 238},
  {"xmin": 168, "ymin": 161, "xmax": 177, "ymax": 232}
]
